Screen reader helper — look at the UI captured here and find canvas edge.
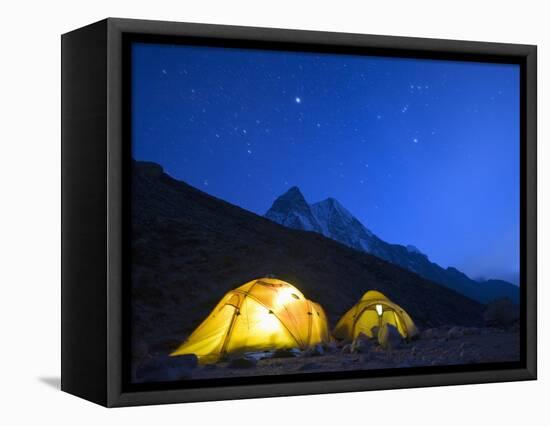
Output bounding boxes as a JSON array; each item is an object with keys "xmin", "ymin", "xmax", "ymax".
[
  {"xmin": 524, "ymin": 45, "xmax": 537, "ymax": 380},
  {"xmin": 61, "ymin": 18, "xmax": 110, "ymax": 406}
]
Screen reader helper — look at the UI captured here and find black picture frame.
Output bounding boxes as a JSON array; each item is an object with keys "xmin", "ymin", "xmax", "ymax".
[{"xmin": 61, "ymin": 17, "xmax": 537, "ymax": 407}]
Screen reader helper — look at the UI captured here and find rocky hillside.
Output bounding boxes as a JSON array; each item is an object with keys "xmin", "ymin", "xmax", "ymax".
[
  {"xmin": 131, "ymin": 161, "xmax": 485, "ymax": 361},
  {"xmin": 265, "ymin": 186, "xmax": 519, "ymax": 305}
]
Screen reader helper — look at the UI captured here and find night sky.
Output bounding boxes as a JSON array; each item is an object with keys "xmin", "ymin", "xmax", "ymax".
[{"xmin": 131, "ymin": 42, "xmax": 520, "ymax": 285}]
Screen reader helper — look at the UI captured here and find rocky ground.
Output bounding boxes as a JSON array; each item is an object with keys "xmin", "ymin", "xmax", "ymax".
[{"xmin": 133, "ymin": 325, "xmax": 520, "ymax": 383}]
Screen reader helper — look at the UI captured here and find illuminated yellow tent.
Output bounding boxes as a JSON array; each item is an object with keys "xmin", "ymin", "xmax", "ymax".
[
  {"xmin": 333, "ymin": 290, "xmax": 418, "ymax": 341},
  {"xmin": 171, "ymin": 278, "xmax": 330, "ymax": 364}
]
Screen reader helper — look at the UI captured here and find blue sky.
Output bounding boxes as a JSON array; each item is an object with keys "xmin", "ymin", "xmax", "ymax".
[{"xmin": 131, "ymin": 42, "xmax": 520, "ymax": 285}]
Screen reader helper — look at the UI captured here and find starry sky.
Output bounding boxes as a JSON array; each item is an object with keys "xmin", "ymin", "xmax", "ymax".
[{"xmin": 131, "ymin": 42, "xmax": 520, "ymax": 285}]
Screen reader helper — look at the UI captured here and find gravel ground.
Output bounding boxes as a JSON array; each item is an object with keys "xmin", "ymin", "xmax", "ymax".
[{"xmin": 134, "ymin": 326, "xmax": 520, "ymax": 383}]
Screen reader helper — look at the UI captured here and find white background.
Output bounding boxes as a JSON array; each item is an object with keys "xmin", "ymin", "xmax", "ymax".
[{"xmin": 0, "ymin": 0, "xmax": 546, "ymax": 424}]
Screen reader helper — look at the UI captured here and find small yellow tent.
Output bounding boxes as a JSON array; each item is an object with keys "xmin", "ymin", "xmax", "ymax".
[
  {"xmin": 171, "ymin": 278, "xmax": 330, "ymax": 364},
  {"xmin": 333, "ymin": 290, "xmax": 418, "ymax": 341}
]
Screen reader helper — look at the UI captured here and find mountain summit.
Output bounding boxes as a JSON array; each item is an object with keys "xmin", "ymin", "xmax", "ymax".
[
  {"xmin": 265, "ymin": 186, "xmax": 322, "ymax": 233},
  {"xmin": 264, "ymin": 188, "xmax": 519, "ymax": 305},
  {"xmin": 266, "ymin": 189, "xmax": 382, "ymax": 253}
]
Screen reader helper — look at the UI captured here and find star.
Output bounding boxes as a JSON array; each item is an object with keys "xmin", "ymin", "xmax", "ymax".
[
  {"xmin": 161, "ymin": 69, "xmax": 167, "ymax": 75},
  {"xmin": 295, "ymin": 97, "xmax": 302, "ymax": 104},
  {"xmin": 247, "ymin": 149, "xmax": 253, "ymax": 154},
  {"xmin": 203, "ymin": 180, "xmax": 209, "ymax": 186},
  {"xmin": 413, "ymin": 138, "xmax": 419, "ymax": 143}
]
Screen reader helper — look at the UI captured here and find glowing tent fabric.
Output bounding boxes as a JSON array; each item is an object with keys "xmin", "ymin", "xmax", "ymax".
[
  {"xmin": 171, "ymin": 278, "xmax": 331, "ymax": 364},
  {"xmin": 333, "ymin": 290, "xmax": 418, "ymax": 341}
]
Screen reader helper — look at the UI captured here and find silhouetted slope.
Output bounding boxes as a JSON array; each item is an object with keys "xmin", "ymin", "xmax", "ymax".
[{"xmin": 131, "ymin": 161, "xmax": 484, "ymax": 357}]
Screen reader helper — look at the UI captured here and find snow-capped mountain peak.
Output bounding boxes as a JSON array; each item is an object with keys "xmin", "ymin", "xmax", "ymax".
[
  {"xmin": 265, "ymin": 186, "xmax": 322, "ymax": 233},
  {"xmin": 263, "ymin": 187, "xmax": 519, "ymax": 304},
  {"xmin": 266, "ymin": 189, "xmax": 379, "ymax": 254},
  {"xmin": 312, "ymin": 197, "xmax": 352, "ymax": 221},
  {"xmin": 279, "ymin": 185, "xmax": 304, "ymax": 201},
  {"xmin": 311, "ymin": 197, "xmax": 377, "ymax": 252}
]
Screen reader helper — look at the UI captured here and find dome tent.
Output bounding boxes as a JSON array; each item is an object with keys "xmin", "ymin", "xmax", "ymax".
[
  {"xmin": 171, "ymin": 278, "xmax": 330, "ymax": 364},
  {"xmin": 333, "ymin": 290, "xmax": 418, "ymax": 341}
]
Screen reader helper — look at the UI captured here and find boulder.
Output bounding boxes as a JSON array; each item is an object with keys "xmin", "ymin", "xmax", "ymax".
[
  {"xmin": 351, "ymin": 334, "xmax": 375, "ymax": 354},
  {"xmin": 462, "ymin": 327, "xmax": 481, "ymax": 336},
  {"xmin": 341, "ymin": 344, "xmax": 352, "ymax": 354},
  {"xmin": 322, "ymin": 341, "xmax": 339, "ymax": 353},
  {"xmin": 421, "ymin": 328, "xmax": 439, "ymax": 339},
  {"xmin": 357, "ymin": 332, "xmax": 370, "ymax": 341},
  {"xmin": 242, "ymin": 351, "xmax": 272, "ymax": 361},
  {"xmin": 483, "ymin": 298, "xmax": 519, "ymax": 327},
  {"xmin": 226, "ymin": 357, "xmax": 257, "ymax": 369},
  {"xmin": 272, "ymin": 348, "xmax": 301, "ymax": 358},
  {"xmin": 304, "ymin": 344, "xmax": 325, "ymax": 357},
  {"xmin": 447, "ymin": 326, "xmax": 464, "ymax": 339},
  {"xmin": 378, "ymin": 323, "xmax": 402, "ymax": 350},
  {"xmin": 135, "ymin": 354, "xmax": 198, "ymax": 382}
]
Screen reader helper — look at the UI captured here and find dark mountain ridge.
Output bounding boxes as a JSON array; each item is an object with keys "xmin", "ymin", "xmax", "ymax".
[
  {"xmin": 265, "ymin": 186, "xmax": 519, "ymax": 305},
  {"xmin": 131, "ymin": 161, "xmax": 484, "ymax": 356}
]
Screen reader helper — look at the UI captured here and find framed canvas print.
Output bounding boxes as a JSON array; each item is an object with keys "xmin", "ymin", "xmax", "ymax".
[{"xmin": 61, "ymin": 18, "xmax": 537, "ymax": 407}]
